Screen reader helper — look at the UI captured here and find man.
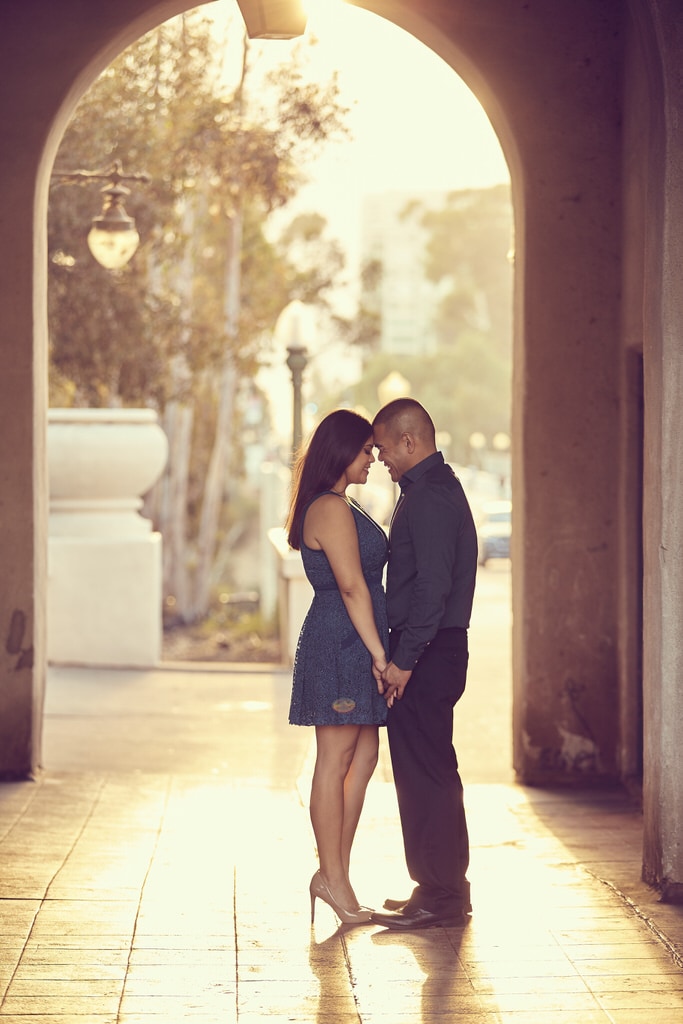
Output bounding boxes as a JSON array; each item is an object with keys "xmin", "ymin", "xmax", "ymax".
[{"xmin": 370, "ymin": 398, "xmax": 477, "ymax": 930}]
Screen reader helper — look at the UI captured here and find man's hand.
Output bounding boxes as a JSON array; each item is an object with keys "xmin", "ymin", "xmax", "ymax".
[{"xmin": 382, "ymin": 662, "xmax": 412, "ymax": 706}]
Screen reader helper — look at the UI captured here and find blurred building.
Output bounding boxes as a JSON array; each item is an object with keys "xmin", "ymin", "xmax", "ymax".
[{"xmin": 360, "ymin": 190, "xmax": 445, "ymax": 355}]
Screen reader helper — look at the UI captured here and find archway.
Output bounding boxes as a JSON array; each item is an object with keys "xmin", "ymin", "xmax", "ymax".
[
  {"xmin": 45, "ymin": 0, "xmax": 517, "ymax": 756},
  {"xmin": 0, "ymin": 0, "xmax": 633, "ymax": 815}
]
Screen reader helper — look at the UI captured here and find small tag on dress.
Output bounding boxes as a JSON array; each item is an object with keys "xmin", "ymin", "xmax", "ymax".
[{"xmin": 332, "ymin": 698, "xmax": 356, "ymax": 714}]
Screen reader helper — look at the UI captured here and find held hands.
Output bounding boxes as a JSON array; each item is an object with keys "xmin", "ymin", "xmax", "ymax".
[
  {"xmin": 372, "ymin": 655, "xmax": 412, "ymax": 706},
  {"xmin": 381, "ymin": 662, "xmax": 412, "ymax": 707}
]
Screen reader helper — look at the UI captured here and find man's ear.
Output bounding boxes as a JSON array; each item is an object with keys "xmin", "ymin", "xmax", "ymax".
[{"xmin": 402, "ymin": 432, "xmax": 416, "ymax": 453}]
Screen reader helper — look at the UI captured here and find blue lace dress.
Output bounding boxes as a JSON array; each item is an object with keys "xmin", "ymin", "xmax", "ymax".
[{"xmin": 289, "ymin": 494, "xmax": 389, "ymax": 727}]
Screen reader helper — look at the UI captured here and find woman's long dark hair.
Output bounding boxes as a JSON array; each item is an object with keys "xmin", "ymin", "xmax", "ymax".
[{"xmin": 286, "ymin": 409, "xmax": 372, "ymax": 550}]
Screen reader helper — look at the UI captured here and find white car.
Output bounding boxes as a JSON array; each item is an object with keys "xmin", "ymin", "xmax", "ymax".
[{"xmin": 476, "ymin": 500, "xmax": 511, "ymax": 566}]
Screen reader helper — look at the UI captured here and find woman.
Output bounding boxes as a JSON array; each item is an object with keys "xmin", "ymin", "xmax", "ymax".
[{"xmin": 287, "ymin": 409, "xmax": 389, "ymax": 926}]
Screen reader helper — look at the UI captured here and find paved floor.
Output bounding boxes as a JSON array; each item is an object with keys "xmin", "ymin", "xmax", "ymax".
[{"xmin": 0, "ymin": 661, "xmax": 682, "ymax": 1023}]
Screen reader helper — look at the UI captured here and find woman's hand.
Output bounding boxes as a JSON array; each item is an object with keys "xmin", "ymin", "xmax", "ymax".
[{"xmin": 372, "ymin": 654, "xmax": 387, "ymax": 693}]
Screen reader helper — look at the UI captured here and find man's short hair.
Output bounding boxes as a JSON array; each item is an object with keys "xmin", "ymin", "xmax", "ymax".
[{"xmin": 373, "ymin": 398, "xmax": 436, "ymax": 444}]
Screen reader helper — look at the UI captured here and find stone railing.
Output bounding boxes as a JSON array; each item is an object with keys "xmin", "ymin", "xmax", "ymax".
[
  {"xmin": 268, "ymin": 526, "xmax": 312, "ymax": 666},
  {"xmin": 47, "ymin": 408, "xmax": 168, "ymax": 666}
]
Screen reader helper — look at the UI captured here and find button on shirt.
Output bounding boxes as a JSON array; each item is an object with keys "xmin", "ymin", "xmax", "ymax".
[{"xmin": 387, "ymin": 451, "xmax": 478, "ymax": 671}]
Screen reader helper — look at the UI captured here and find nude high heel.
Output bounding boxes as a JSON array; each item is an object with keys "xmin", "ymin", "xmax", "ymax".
[{"xmin": 309, "ymin": 870, "xmax": 373, "ymax": 925}]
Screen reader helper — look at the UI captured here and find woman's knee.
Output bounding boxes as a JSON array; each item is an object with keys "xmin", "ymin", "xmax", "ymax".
[
  {"xmin": 352, "ymin": 727, "xmax": 379, "ymax": 774},
  {"xmin": 315, "ymin": 726, "xmax": 360, "ymax": 775}
]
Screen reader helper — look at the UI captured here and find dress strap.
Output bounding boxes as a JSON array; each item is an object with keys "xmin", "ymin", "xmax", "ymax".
[{"xmin": 348, "ymin": 495, "xmax": 389, "ymax": 546}]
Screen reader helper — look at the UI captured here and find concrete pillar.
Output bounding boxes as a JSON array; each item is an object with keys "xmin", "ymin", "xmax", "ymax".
[
  {"xmin": 0, "ymin": 163, "xmax": 48, "ymax": 779},
  {"xmin": 268, "ymin": 528, "xmax": 313, "ymax": 666},
  {"xmin": 47, "ymin": 409, "xmax": 168, "ymax": 667},
  {"xmin": 259, "ymin": 461, "xmax": 290, "ymax": 624},
  {"xmin": 639, "ymin": 0, "xmax": 683, "ymax": 900},
  {"xmin": 438, "ymin": 0, "xmax": 625, "ymax": 783}
]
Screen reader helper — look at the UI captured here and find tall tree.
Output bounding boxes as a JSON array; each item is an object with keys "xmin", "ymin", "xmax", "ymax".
[{"xmin": 48, "ymin": 6, "xmax": 349, "ymax": 621}]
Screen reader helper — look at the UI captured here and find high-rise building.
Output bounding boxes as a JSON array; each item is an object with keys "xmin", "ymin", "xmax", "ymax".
[{"xmin": 360, "ymin": 190, "xmax": 447, "ymax": 356}]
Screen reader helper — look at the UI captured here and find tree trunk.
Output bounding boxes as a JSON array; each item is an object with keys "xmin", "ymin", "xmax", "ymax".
[
  {"xmin": 150, "ymin": 187, "xmax": 199, "ymax": 623},
  {"xmin": 159, "ymin": 400, "xmax": 194, "ymax": 619},
  {"xmin": 181, "ymin": 37, "xmax": 248, "ymax": 623},
  {"xmin": 188, "ymin": 208, "xmax": 242, "ymax": 621}
]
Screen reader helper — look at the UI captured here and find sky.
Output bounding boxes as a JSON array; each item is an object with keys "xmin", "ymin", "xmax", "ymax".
[
  {"xmin": 214, "ymin": 0, "xmax": 510, "ymax": 283},
  {"xmin": 210, "ymin": 0, "xmax": 511, "ymax": 440},
  {"xmin": 285, "ymin": 1, "xmax": 509, "ymax": 200}
]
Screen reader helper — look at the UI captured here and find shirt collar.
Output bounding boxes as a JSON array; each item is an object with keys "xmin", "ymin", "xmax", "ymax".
[{"xmin": 399, "ymin": 450, "xmax": 444, "ymax": 491}]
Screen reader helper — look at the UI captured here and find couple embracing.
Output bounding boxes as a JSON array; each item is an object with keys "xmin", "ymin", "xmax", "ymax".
[{"xmin": 286, "ymin": 398, "xmax": 478, "ymax": 931}]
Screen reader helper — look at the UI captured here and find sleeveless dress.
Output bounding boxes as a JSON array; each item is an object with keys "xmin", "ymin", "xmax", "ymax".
[{"xmin": 289, "ymin": 493, "xmax": 389, "ymax": 727}]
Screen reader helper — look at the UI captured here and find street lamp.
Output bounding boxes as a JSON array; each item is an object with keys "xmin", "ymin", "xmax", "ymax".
[
  {"xmin": 274, "ymin": 300, "xmax": 313, "ymax": 462},
  {"xmin": 286, "ymin": 342, "xmax": 308, "ymax": 459},
  {"xmin": 235, "ymin": 0, "xmax": 307, "ymax": 38},
  {"xmin": 377, "ymin": 370, "xmax": 411, "ymax": 407},
  {"xmin": 492, "ymin": 432, "xmax": 511, "ymax": 495},
  {"xmin": 51, "ymin": 160, "xmax": 150, "ymax": 270}
]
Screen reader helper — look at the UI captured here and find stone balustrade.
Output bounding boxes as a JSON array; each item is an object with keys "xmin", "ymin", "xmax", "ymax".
[{"xmin": 47, "ymin": 408, "xmax": 168, "ymax": 666}]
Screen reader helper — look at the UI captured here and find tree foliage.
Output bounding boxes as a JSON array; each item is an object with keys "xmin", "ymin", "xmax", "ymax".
[
  {"xmin": 421, "ymin": 184, "xmax": 513, "ymax": 360},
  {"xmin": 48, "ymin": 6, "xmax": 350, "ymax": 622},
  {"xmin": 341, "ymin": 184, "xmax": 513, "ymax": 460},
  {"xmin": 349, "ymin": 339, "xmax": 506, "ymax": 464},
  {"xmin": 276, "ymin": 212, "xmax": 346, "ymax": 306},
  {"xmin": 48, "ymin": 7, "xmax": 348, "ymax": 408}
]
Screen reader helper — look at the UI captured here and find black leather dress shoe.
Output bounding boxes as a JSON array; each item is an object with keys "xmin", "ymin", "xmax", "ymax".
[
  {"xmin": 383, "ymin": 897, "xmax": 409, "ymax": 911},
  {"xmin": 370, "ymin": 906, "xmax": 468, "ymax": 930},
  {"xmin": 383, "ymin": 894, "xmax": 472, "ymax": 914}
]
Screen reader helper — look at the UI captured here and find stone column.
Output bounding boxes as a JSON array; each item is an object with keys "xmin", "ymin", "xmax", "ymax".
[
  {"xmin": 47, "ymin": 408, "xmax": 168, "ymax": 667},
  {"xmin": 268, "ymin": 527, "xmax": 313, "ymax": 666}
]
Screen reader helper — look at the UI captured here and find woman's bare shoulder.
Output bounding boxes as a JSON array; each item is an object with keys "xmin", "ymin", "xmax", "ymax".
[
  {"xmin": 304, "ymin": 493, "xmax": 353, "ymax": 548},
  {"xmin": 306, "ymin": 492, "xmax": 351, "ymax": 522}
]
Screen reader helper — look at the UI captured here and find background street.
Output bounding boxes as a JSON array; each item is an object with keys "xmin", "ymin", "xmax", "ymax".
[{"xmin": 460, "ymin": 562, "xmax": 513, "ymax": 784}]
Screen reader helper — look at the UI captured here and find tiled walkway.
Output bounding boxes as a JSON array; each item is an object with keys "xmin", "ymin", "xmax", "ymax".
[{"xmin": 0, "ymin": 663, "xmax": 682, "ymax": 1022}]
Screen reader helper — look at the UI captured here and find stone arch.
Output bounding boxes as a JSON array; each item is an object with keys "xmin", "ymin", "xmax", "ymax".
[
  {"xmin": 33, "ymin": 0, "xmax": 525, "ymax": 706},
  {"xmin": 3, "ymin": 2, "xmax": 618, "ymax": 782},
  {"xmin": 1, "ymin": 0, "xmax": 679, "ymax": 892}
]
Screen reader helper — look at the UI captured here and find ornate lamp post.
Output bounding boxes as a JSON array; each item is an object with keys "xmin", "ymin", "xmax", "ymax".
[
  {"xmin": 274, "ymin": 300, "xmax": 313, "ymax": 463},
  {"xmin": 377, "ymin": 370, "xmax": 411, "ymax": 407},
  {"xmin": 286, "ymin": 342, "xmax": 309, "ymax": 459},
  {"xmin": 51, "ymin": 160, "xmax": 150, "ymax": 269},
  {"xmin": 492, "ymin": 431, "xmax": 511, "ymax": 495}
]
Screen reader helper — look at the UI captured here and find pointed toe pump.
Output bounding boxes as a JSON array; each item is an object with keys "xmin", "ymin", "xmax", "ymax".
[{"xmin": 309, "ymin": 871, "xmax": 373, "ymax": 925}]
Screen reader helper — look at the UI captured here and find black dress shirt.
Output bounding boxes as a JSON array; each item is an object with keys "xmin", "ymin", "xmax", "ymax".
[{"xmin": 387, "ymin": 451, "xmax": 478, "ymax": 671}]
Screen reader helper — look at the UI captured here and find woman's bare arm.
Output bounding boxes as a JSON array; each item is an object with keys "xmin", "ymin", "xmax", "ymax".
[{"xmin": 304, "ymin": 495, "xmax": 387, "ymax": 681}]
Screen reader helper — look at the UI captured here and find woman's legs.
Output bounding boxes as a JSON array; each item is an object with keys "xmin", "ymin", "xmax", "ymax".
[
  {"xmin": 310, "ymin": 725, "xmax": 378, "ymax": 908},
  {"xmin": 341, "ymin": 725, "xmax": 379, "ymax": 878}
]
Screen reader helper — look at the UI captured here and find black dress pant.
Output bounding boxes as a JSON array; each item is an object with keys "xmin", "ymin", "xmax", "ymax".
[{"xmin": 387, "ymin": 627, "xmax": 470, "ymax": 915}]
